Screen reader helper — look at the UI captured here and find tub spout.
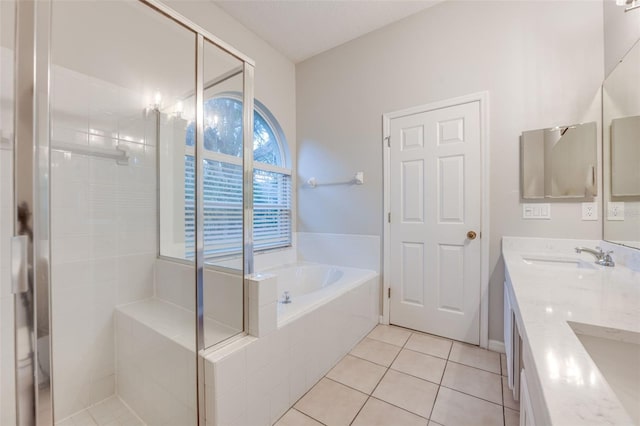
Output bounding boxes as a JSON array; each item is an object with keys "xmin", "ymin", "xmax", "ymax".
[{"xmin": 281, "ymin": 291, "xmax": 292, "ymax": 304}]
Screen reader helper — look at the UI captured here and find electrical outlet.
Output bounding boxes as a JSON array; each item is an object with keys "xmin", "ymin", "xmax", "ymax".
[
  {"xmin": 607, "ymin": 202, "xmax": 625, "ymax": 221},
  {"xmin": 581, "ymin": 202, "xmax": 598, "ymax": 221}
]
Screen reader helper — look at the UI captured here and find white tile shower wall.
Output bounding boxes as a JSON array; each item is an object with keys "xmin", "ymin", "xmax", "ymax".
[
  {"xmin": 204, "ymin": 274, "xmax": 379, "ymax": 426},
  {"xmin": 297, "ymin": 232, "xmax": 380, "ymax": 273},
  {"xmin": 155, "ymin": 258, "xmax": 243, "ymax": 331},
  {"xmin": 247, "ymin": 273, "xmax": 278, "ymax": 337},
  {"xmin": 50, "ymin": 64, "xmax": 157, "ymax": 420},
  {"xmin": 115, "ymin": 309, "xmax": 196, "ymax": 426}
]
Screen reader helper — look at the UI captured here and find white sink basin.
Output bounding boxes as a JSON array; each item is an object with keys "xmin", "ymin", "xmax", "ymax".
[
  {"xmin": 522, "ymin": 255, "xmax": 598, "ymax": 270},
  {"xmin": 569, "ymin": 322, "xmax": 640, "ymax": 425}
]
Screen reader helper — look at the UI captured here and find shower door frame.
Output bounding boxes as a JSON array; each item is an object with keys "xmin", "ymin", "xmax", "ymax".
[{"xmin": 12, "ymin": 0, "xmax": 255, "ymax": 424}]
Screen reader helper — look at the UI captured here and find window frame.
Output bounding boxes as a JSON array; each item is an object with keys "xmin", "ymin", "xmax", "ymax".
[{"xmin": 184, "ymin": 93, "xmax": 292, "ymax": 260}]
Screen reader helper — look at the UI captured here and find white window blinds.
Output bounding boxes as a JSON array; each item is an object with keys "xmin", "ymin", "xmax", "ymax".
[{"xmin": 185, "ymin": 154, "xmax": 291, "ymax": 258}]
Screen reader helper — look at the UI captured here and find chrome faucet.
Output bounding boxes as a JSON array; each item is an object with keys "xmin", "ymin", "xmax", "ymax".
[{"xmin": 575, "ymin": 246, "xmax": 615, "ymax": 267}]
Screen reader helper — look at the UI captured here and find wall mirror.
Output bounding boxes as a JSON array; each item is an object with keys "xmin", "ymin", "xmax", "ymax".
[
  {"xmin": 521, "ymin": 122, "xmax": 597, "ymax": 200},
  {"xmin": 603, "ymin": 38, "xmax": 640, "ymax": 250}
]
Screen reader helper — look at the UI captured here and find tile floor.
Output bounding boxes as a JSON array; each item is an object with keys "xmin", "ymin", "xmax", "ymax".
[
  {"xmin": 56, "ymin": 396, "xmax": 144, "ymax": 426},
  {"xmin": 276, "ymin": 325, "xmax": 520, "ymax": 426}
]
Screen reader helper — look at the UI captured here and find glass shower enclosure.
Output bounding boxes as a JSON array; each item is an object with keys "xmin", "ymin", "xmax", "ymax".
[{"xmin": 0, "ymin": 0, "xmax": 254, "ymax": 424}]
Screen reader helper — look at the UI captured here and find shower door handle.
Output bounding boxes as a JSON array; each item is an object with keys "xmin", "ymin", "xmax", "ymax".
[{"xmin": 11, "ymin": 235, "xmax": 29, "ymax": 294}]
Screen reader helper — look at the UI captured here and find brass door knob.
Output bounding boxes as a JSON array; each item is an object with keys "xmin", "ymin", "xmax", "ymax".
[{"xmin": 467, "ymin": 231, "xmax": 477, "ymax": 240}]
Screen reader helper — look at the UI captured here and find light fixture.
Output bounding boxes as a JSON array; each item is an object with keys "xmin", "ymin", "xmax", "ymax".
[{"xmin": 153, "ymin": 91, "xmax": 162, "ymax": 109}]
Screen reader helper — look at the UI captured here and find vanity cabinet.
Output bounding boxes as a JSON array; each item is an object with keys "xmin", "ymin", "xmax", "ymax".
[
  {"xmin": 504, "ymin": 278, "xmax": 521, "ymax": 401},
  {"xmin": 505, "ymin": 273, "xmax": 539, "ymax": 425},
  {"xmin": 520, "ymin": 369, "xmax": 536, "ymax": 426}
]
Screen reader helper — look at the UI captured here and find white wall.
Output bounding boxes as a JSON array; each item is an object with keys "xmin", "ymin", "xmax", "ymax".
[
  {"xmin": 296, "ymin": 0, "xmax": 604, "ymax": 342},
  {"xmin": 604, "ymin": 0, "xmax": 640, "ymax": 76}
]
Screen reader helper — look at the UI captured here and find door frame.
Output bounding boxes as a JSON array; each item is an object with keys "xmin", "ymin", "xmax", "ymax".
[{"xmin": 381, "ymin": 92, "xmax": 490, "ymax": 349}]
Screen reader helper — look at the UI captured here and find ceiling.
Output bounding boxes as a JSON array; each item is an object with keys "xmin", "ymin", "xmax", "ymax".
[{"xmin": 213, "ymin": 0, "xmax": 445, "ymax": 63}]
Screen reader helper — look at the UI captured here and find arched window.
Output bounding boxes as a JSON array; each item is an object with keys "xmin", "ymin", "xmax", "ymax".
[{"xmin": 184, "ymin": 95, "xmax": 291, "ymax": 257}]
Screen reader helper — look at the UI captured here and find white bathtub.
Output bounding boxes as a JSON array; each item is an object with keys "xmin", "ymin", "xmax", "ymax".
[
  {"xmin": 264, "ymin": 262, "xmax": 378, "ymax": 326},
  {"xmin": 206, "ymin": 262, "xmax": 380, "ymax": 425}
]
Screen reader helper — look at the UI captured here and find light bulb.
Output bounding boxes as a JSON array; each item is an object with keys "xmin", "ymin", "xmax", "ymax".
[{"xmin": 153, "ymin": 91, "xmax": 162, "ymax": 108}]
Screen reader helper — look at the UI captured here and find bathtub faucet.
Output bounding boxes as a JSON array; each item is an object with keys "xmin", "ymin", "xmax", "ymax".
[{"xmin": 282, "ymin": 291, "xmax": 292, "ymax": 304}]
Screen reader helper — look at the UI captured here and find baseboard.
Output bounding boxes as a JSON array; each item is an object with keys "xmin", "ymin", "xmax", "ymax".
[
  {"xmin": 488, "ymin": 339, "xmax": 505, "ymax": 353},
  {"xmin": 378, "ymin": 315, "xmax": 389, "ymax": 325}
]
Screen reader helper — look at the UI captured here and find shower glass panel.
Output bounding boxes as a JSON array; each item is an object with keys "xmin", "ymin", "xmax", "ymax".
[
  {"xmin": 50, "ymin": 1, "xmax": 197, "ymax": 424},
  {"xmin": 0, "ymin": 0, "xmax": 16, "ymax": 424},
  {"xmin": 201, "ymin": 40, "xmax": 246, "ymax": 348}
]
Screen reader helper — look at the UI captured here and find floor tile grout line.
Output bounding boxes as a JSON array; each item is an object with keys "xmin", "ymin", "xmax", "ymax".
[
  {"xmin": 427, "ymin": 338, "xmax": 455, "ymax": 422},
  {"xmin": 501, "ymin": 363, "xmax": 507, "ymax": 426},
  {"xmin": 367, "ymin": 369, "xmax": 435, "ymax": 420},
  {"xmin": 376, "ymin": 366, "xmax": 442, "ymax": 418},
  {"xmin": 398, "ymin": 346, "xmax": 451, "ymax": 362},
  {"xmin": 287, "ymin": 373, "xmax": 331, "ymax": 424},
  {"xmin": 368, "ymin": 395, "xmax": 431, "ymax": 422},
  {"xmin": 439, "ymin": 383, "xmax": 504, "ymax": 407},
  {"xmin": 348, "ymin": 351, "xmax": 399, "ymax": 368},
  {"xmin": 387, "ymin": 365, "xmax": 444, "ymax": 388},
  {"xmin": 348, "ymin": 395, "xmax": 371, "ymax": 426},
  {"xmin": 294, "ymin": 408, "xmax": 328, "ymax": 426},
  {"xmin": 446, "ymin": 358, "xmax": 502, "ymax": 375},
  {"xmin": 369, "ymin": 360, "xmax": 393, "ymax": 396},
  {"xmin": 429, "ymin": 382, "xmax": 442, "ymax": 422},
  {"xmin": 338, "ymin": 352, "xmax": 391, "ymax": 371},
  {"xmin": 323, "ymin": 376, "xmax": 374, "ymax": 397}
]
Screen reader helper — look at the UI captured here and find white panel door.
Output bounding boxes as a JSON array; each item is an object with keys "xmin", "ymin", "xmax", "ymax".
[{"xmin": 389, "ymin": 101, "xmax": 481, "ymax": 344}]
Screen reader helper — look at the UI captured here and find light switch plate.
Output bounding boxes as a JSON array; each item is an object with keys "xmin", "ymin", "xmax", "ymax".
[
  {"xmin": 581, "ymin": 202, "xmax": 598, "ymax": 221},
  {"xmin": 522, "ymin": 203, "xmax": 551, "ymax": 219},
  {"xmin": 607, "ymin": 202, "xmax": 625, "ymax": 221}
]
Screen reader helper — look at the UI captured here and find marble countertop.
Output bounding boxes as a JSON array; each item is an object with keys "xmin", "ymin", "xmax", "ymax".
[{"xmin": 502, "ymin": 237, "xmax": 640, "ymax": 426}]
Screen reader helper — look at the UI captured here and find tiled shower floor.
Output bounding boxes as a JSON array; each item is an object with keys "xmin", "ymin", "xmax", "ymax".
[
  {"xmin": 56, "ymin": 396, "xmax": 144, "ymax": 426},
  {"xmin": 275, "ymin": 324, "xmax": 519, "ymax": 426}
]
